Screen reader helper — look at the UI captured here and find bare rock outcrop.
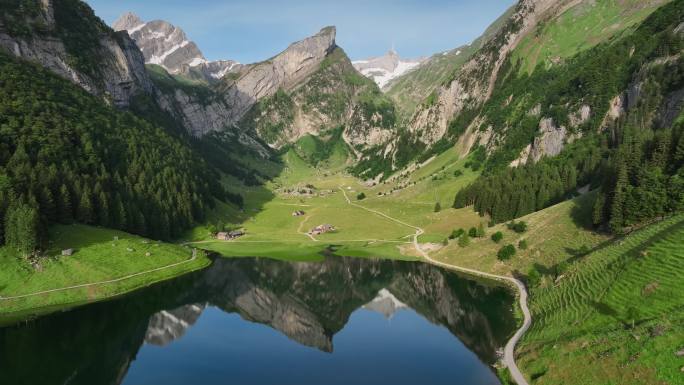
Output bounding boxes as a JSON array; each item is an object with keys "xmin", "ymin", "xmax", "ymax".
[
  {"xmin": 0, "ymin": 3, "xmax": 153, "ymax": 108},
  {"xmin": 226, "ymin": 26, "xmax": 337, "ymax": 123},
  {"xmin": 409, "ymin": 0, "xmax": 576, "ymax": 147},
  {"xmin": 511, "ymin": 114, "xmax": 584, "ymax": 167},
  {"xmin": 152, "ymin": 26, "xmax": 338, "ymax": 139}
]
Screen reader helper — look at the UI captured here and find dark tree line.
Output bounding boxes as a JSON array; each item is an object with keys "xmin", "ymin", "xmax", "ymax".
[
  {"xmin": 454, "ymin": 139, "xmax": 603, "ymax": 223},
  {"xmin": 594, "ymin": 115, "xmax": 684, "ymax": 233},
  {"xmin": 454, "ymin": 1, "xmax": 684, "ymax": 232},
  {"xmin": 0, "ymin": 52, "xmax": 231, "ymax": 255}
]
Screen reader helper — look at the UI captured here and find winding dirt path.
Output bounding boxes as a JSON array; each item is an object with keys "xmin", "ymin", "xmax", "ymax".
[
  {"xmin": 0, "ymin": 249, "xmax": 199, "ymax": 301},
  {"xmin": 339, "ymin": 187, "xmax": 531, "ymax": 385}
]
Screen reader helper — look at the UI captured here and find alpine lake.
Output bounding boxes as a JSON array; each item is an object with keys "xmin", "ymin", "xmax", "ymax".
[{"xmin": 0, "ymin": 255, "xmax": 517, "ymax": 385}]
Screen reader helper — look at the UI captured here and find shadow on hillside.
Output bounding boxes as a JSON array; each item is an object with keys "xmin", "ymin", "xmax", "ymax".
[
  {"xmin": 194, "ymin": 132, "xmax": 284, "ymax": 231},
  {"xmin": 589, "ymin": 300, "xmax": 619, "ymax": 319},
  {"xmin": 569, "ymin": 191, "xmax": 599, "ymax": 231}
]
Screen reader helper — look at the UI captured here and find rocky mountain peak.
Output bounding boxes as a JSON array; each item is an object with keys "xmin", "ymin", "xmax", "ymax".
[
  {"xmin": 112, "ymin": 12, "xmax": 241, "ymax": 82},
  {"xmin": 282, "ymin": 26, "xmax": 337, "ymax": 66},
  {"xmin": 352, "ymin": 49, "xmax": 425, "ymax": 90},
  {"xmin": 112, "ymin": 11, "xmax": 143, "ymax": 32},
  {"xmin": 217, "ymin": 26, "xmax": 340, "ymax": 124},
  {"xmin": 363, "ymin": 288, "xmax": 407, "ymax": 318},
  {"xmin": 317, "ymin": 26, "xmax": 337, "ymax": 40}
]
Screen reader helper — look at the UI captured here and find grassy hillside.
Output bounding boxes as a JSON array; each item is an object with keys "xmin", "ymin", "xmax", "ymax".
[
  {"xmin": 290, "ymin": 127, "xmax": 351, "ymax": 171},
  {"xmin": 511, "ymin": 0, "xmax": 670, "ymax": 74},
  {"xmin": 519, "ymin": 214, "xmax": 684, "ymax": 384},
  {"xmin": 0, "ymin": 224, "xmax": 210, "ymax": 320},
  {"xmin": 431, "ymin": 192, "xmax": 610, "ymax": 275}
]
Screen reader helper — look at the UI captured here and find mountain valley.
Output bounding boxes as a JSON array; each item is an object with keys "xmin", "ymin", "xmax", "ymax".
[{"xmin": 1, "ymin": 0, "xmax": 683, "ymax": 384}]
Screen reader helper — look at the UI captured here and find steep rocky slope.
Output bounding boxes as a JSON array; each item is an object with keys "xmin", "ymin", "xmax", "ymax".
[
  {"xmin": 0, "ymin": 0, "xmax": 153, "ymax": 107},
  {"xmin": 352, "ymin": 0, "xmax": 672, "ymax": 180},
  {"xmin": 238, "ymin": 46, "xmax": 397, "ymax": 153},
  {"xmin": 148, "ymin": 26, "xmax": 340, "ymax": 140},
  {"xmin": 409, "ymin": 0, "xmax": 670, "ymax": 152},
  {"xmin": 385, "ymin": 4, "xmax": 515, "ymax": 123},
  {"xmin": 408, "ymin": 0, "xmax": 573, "ymax": 148}
]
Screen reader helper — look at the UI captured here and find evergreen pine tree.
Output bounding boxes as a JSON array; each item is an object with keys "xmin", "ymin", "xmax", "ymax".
[
  {"xmin": 98, "ymin": 191, "xmax": 110, "ymax": 227},
  {"xmin": 77, "ymin": 185, "xmax": 94, "ymax": 224},
  {"xmin": 458, "ymin": 232, "xmax": 470, "ymax": 247},
  {"xmin": 476, "ymin": 223, "xmax": 486, "ymax": 238},
  {"xmin": 609, "ymin": 163, "xmax": 628, "ymax": 233},
  {"xmin": 434, "ymin": 202, "xmax": 441, "ymax": 212},
  {"xmin": 592, "ymin": 192, "xmax": 606, "ymax": 226},
  {"xmin": 58, "ymin": 184, "xmax": 73, "ymax": 224},
  {"xmin": 5, "ymin": 203, "xmax": 39, "ymax": 257},
  {"xmin": 39, "ymin": 186, "xmax": 56, "ymax": 222}
]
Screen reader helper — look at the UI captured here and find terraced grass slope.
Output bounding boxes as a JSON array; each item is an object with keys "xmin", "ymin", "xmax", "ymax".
[
  {"xmin": 519, "ymin": 214, "xmax": 684, "ymax": 384},
  {"xmin": 512, "ymin": 0, "xmax": 671, "ymax": 74}
]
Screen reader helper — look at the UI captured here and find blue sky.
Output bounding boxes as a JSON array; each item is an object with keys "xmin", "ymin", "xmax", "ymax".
[{"xmin": 86, "ymin": 0, "xmax": 514, "ymax": 63}]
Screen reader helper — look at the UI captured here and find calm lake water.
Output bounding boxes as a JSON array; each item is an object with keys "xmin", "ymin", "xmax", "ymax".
[{"xmin": 0, "ymin": 256, "xmax": 517, "ymax": 385}]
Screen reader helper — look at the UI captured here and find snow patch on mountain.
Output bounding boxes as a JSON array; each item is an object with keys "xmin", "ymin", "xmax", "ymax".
[
  {"xmin": 352, "ymin": 49, "xmax": 425, "ymax": 90},
  {"xmin": 149, "ymin": 40, "xmax": 190, "ymax": 65},
  {"xmin": 363, "ymin": 288, "xmax": 408, "ymax": 318}
]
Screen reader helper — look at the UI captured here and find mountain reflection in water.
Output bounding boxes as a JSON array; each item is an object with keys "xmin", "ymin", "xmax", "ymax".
[{"xmin": 0, "ymin": 256, "xmax": 516, "ymax": 385}]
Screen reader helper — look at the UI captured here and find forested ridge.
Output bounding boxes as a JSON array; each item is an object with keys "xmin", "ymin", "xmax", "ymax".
[
  {"xmin": 0, "ymin": 52, "xmax": 230, "ymax": 255},
  {"xmin": 454, "ymin": 0, "xmax": 684, "ymax": 233}
]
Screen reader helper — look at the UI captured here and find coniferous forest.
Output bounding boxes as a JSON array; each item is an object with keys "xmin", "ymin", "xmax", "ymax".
[
  {"xmin": 454, "ymin": 1, "xmax": 684, "ymax": 233},
  {"xmin": 0, "ymin": 52, "xmax": 230, "ymax": 254}
]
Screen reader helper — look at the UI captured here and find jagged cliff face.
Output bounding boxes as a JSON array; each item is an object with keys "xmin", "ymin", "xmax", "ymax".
[
  {"xmin": 0, "ymin": 2, "xmax": 392, "ymax": 151},
  {"xmin": 408, "ymin": 0, "xmax": 569, "ymax": 148},
  {"xmin": 239, "ymin": 46, "xmax": 396, "ymax": 151},
  {"xmin": 404, "ymin": 0, "xmax": 671, "ymax": 164},
  {"xmin": 223, "ymin": 26, "xmax": 338, "ymax": 124},
  {"xmin": 113, "ymin": 12, "xmax": 242, "ymax": 83},
  {"xmin": 149, "ymin": 26, "xmax": 340, "ymax": 140},
  {"xmin": 0, "ymin": 0, "xmax": 153, "ymax": 108}
]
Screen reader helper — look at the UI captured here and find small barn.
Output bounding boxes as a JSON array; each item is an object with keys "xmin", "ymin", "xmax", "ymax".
[
  {"xmin": 309, "ymin": 224, "xmax": 336, "ymax": 236},
  {"xmin": 216, "ymin": 230, "xmax": 245, "ymax": 240}
]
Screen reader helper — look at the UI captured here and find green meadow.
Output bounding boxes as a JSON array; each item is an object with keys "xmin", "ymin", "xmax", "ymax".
[
  {"xmin": 0, "ymin": 224, "xmax": 209, "ymax": 319},
  {"xmin": 512, "ymin": 0, "xmax": 670, "ymax": 74}
]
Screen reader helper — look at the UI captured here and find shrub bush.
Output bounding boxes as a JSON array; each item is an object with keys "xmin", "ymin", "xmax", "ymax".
[{"xmin": 497, "ymin": 244, "xmax": 516, "ymax": 260}]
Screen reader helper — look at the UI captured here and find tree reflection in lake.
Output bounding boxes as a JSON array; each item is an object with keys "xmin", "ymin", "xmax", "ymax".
[{"xmin": 0, "ymin": 256, "xmax": 517, "ymax": 385}]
